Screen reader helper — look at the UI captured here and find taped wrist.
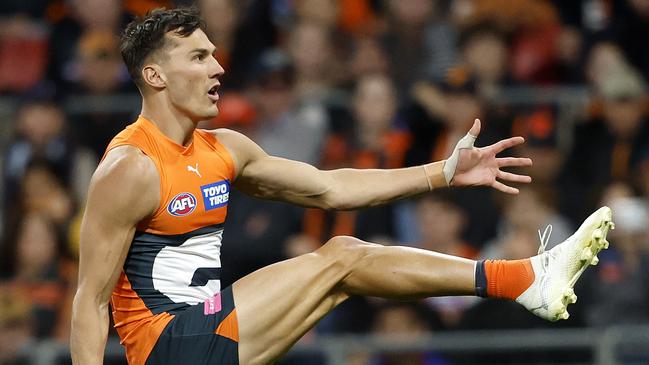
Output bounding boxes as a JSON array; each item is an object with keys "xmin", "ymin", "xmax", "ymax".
[{"xmin": 423, "ymin": 161, "xmax": 446, "ymax": 190}]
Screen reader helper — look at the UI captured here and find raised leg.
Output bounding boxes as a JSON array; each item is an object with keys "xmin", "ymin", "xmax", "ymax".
[{"xmin": 232, "ymin": 236, "xmax": 475, "ymax": 364}]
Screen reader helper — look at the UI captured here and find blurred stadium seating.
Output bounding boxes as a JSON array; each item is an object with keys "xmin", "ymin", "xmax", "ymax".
[{"xmin": 0, "ymin": 0, "xmax": 648, "ymax": 364}]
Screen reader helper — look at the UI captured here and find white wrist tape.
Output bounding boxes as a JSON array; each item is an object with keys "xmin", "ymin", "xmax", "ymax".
[{"xmin": 443, "ymin": 131, "xmax": 477, "ymax": 185}]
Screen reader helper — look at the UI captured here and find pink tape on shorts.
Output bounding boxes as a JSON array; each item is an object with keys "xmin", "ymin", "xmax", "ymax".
[{"xmin": 204, "ymin": 292, "xmax": 222, "ymax": 315}]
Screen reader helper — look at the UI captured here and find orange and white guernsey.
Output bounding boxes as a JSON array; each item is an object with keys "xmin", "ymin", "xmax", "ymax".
[{"xmin": 105, "ymin": 116, "xmax": 235, "ymax": 364}]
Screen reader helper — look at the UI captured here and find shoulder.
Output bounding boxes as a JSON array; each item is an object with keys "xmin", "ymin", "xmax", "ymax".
[
  {"xmin": 204, "ymin": 128, "xmax": 267, "ymax": 177},
  {"xmin": 205, "ymin": 128, "xmax": 256, "ymax": 146},
  {"xmin": 97, "ymin": 145, "xmax": 157, "ymax": 184},
  {"xmin": 89, "ymin": 146, "xmax": 160, "ymax": 217}
]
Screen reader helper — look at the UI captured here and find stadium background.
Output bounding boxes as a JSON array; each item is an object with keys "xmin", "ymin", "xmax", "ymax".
[{"xmin": 0, "ymin": 0, "xmax": 648, "ymax": 364}]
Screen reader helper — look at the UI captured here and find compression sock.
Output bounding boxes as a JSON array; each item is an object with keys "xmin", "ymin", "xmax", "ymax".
[{"xmin": 475, "ymin": 259, "xmax": 535, "ymax": 300}]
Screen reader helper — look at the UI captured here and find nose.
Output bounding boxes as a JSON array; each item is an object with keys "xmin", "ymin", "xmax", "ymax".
[{"xmin": 209, "ymin": 56, "xmax": 225, "ymax": 78}]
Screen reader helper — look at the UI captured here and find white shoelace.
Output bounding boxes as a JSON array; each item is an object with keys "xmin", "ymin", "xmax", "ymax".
[{"xmin": 537, "ymin": 224, "xmax": 553, "ymax": 255}]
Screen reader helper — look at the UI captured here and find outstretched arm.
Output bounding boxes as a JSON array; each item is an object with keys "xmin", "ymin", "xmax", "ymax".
[{"xmin": 214, "ymin": 119, "xmax": 531, "ymax": 210}]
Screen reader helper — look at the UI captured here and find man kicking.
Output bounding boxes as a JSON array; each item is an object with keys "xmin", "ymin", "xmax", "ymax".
[{"xmin": 70, "ymin": 7, "xmax": 614, "ymax": 365}]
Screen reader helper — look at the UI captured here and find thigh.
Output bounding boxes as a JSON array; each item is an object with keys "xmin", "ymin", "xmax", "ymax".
[
  {"xmin": 233, "ymin": 249, "xmax": 352, "ymax": 365},
  {"xmin": 146, "ymin": 287, "xmax": 239, "ymax": 365}
]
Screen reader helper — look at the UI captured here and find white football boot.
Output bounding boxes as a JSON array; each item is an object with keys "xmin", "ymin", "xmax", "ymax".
[{"xmin": 516, "ymin": 206, "xmax": 614, "ymax": 321}]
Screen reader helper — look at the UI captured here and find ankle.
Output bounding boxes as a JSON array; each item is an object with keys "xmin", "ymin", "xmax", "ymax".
[{"xmin": 476, "ymin": 259, "xmax": 535, "ymax": 300}]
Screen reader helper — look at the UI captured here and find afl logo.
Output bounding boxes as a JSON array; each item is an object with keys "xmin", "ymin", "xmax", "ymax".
[{"xmin": 167, "ymin": 193, "xmax": 197, "ymax": 217}]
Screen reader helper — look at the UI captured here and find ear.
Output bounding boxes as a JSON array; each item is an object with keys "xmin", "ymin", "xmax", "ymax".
[{"xmin": 141, "ymin": 64, "xmax": 166, "ymax": 89}]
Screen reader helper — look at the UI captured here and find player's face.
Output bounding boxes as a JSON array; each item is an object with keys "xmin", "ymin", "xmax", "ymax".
[{"xmin": 159, "ymin": 29, "xmax": 224, "ymax": 121}]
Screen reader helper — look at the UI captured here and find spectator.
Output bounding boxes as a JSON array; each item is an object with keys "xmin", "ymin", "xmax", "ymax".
[
  {"xmin": 70, "ymin": 30, "xmax": 131, "ymax": 95},
  {"xmin": 346, "ymin": 35, "xmax": 390, "ymax": 87},
  {"xmin": 361, "ymin": 302, "xmax": 448, "ymax": 365},
  {"xmin": 219, "ymin": 0, "xmax": 280, "ymax": 90},
  {"xmin": 248, "ymin": 49, "xmax": 329, "ymax": 165},
  {"xmin": 415, "ymin": 194, "xmax": 475, "ymax": 258},
  {"xmin": 414, "ymin": 194, "xmax": 478, "ymax": 328},
  {"xmin": 481, "ymin": 187, "xmax": 573, "ymax": 260},
  {"xmin": 286, "ymin": 21, "xmax": 342, "ymax": 101},
  {"xmin": 511, "ymin": 107, "xmax": 566, "ymax": 202},
  {"xmin": 66, "ymin": 30, "xmax": 135, "ymax": 159},
  {"xmin": 0, "ymin": 214, "xmax": 70, "ymax": 339},
  {"xmin": 19, "ymin": 161, "xmax": 74, "ymax": 227},
  {"xmin": 381, "ymin": 0, "xmax": 457, "ymax": 95},
  {"xmin": 2, "ymin": 99, "xmax": 94, "ymax": 209},
  {"xmin": 47, "ymin": 0, "xmax": 127, "ymax": 86},
  {"xmin": 407, "ymin": 68, "xmax": 506, "ymax": 247},
  {"xmin": 459, "ymin": 1, "xmax": 564, "ymax": 85},
  {"xmin": 1, "ymin": 0, "xmax": 649, "ymax": 359},
  {"xmin": 3, "ymin": 101, "xmax": 66, "ymax": 209},
  {"xmin": 457, "ymin": 22, "xmax": 511, "ymax": 97},
  {"xmin": 560, "ymin": 65, "xmax": 649, "ymax": 224},
  {"xmin": 198, "ymin": 0, "xmax": 243, "ymax": 88},
  {"xmin": 304, "ymin": 74, "xmax": 407, "ymax": 243},
  {"xmin": 1, "ymin": 160, "xmax": 75, "ymax": 281},
  {"xmin": 408, "ymin": 66, "xmax": 511, "ymax": 165}
]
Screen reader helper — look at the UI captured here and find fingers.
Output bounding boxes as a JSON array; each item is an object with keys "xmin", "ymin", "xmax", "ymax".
[
  {"xmin": 497, "ymin": 170, "xmax": 532, "ymax": 183},
  {"xmin": 493, "ymin": 168, "xmax": 531, "ymax": 194},
  {"xmin": 489, "ymin": 136, "xmax": 525, "ymax": 154},
  {"xmin": 492, "ymin": 181, "xmax": 520, "ymax": 194},
  {"xmin": 468, "ymin": 118, "xmax": 481, "ymax": 137},
  {"xmin": 497, "ymin": 157, "xmax": 533, "ymax": 168}
]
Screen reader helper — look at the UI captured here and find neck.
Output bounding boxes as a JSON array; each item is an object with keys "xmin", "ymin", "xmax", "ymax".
[{"xmin": 141, "ymin": 94, "xmax": 197, "ymax": 146}]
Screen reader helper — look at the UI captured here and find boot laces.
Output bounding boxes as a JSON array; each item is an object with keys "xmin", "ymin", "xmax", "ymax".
[{"xmin": 537, "ymin": 224, "xmax": 553, "ymax": 255}]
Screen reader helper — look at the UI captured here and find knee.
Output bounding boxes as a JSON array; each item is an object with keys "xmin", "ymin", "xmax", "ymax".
[{"xmin": 317, "ymin": 236, "xmax": 377, "ymax": 269}]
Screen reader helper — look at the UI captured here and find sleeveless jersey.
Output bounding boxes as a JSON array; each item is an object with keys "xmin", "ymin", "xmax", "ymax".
[{"xmin": 105, "ymin": 116, "xmax": 235, "ymax": 365}]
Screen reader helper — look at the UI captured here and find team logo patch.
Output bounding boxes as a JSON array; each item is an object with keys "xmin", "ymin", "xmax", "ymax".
[
  {"xmin": 167, "ymin": 192, "xmax": 198, "ymax": 216},
  {"xmin": 201, "ymin": 180, "xmax": 230, "ymax": 211}
]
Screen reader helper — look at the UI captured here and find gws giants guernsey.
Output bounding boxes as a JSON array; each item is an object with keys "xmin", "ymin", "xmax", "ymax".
[{"xmin": 105, "ymin": 116, "xmax": 235, "ymax": 365}]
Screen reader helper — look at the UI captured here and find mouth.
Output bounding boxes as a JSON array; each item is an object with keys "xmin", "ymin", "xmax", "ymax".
[{"xmin": 207, "ymin": 83, "xmax": 220, "ymax": 102}]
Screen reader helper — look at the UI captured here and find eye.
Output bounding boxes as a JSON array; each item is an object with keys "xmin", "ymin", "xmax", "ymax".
[{"xmin": 194, "ymin": 53, "xmax": 206, "ymax": 61}]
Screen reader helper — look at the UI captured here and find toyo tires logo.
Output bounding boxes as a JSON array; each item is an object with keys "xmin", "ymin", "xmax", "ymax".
[
  {"xmin": 201, "ymin": 180, "xmax": 230, "ymax": 211},
  {"xmin": 167, "ymin": 192, "xmax": 197, "ymax": 216}
]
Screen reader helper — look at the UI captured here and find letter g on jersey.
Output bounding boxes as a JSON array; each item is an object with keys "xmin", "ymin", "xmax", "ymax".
[{"xmin": 167, "ymin": 192, "xmax": 198, "ymax": 216}]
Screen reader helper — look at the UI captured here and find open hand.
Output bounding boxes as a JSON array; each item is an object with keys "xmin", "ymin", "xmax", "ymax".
[{"xmin": 450, "ymin": 119, "xmax": 532, "ymax": 194}]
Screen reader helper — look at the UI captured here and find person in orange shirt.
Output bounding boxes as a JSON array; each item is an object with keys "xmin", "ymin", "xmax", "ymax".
[{"xmin": 71, "ymin": 7, "xmax": 614, "ymax": 365}]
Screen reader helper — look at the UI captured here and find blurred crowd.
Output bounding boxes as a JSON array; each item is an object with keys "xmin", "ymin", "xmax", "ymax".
[{"xmin": 0, "ymin": 0, "xmax": 648, "ymax": 364}]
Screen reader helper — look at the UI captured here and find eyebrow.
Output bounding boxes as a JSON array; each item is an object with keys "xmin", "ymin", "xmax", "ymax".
[{"xmin": 190, "ymin": 47, "xmax": 217, "ymax": 56}]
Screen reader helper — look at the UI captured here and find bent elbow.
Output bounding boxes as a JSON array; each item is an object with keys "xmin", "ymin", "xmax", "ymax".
[
  {"xmin": 318, "ymin": 190, "xmax": 355, "ymax": 211},
  {"xmin": 309, "ymin": 175, "xmax": 357, "ymax": 211},
  {"xmin": 73, "ymin": 284, "xmax": 112, "ymax": 309}
]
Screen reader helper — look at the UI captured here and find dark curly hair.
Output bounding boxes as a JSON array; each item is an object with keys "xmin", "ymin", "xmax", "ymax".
[{"xmin": 120, "ymin": 7, "xmax": 206, "ymax": 87}]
